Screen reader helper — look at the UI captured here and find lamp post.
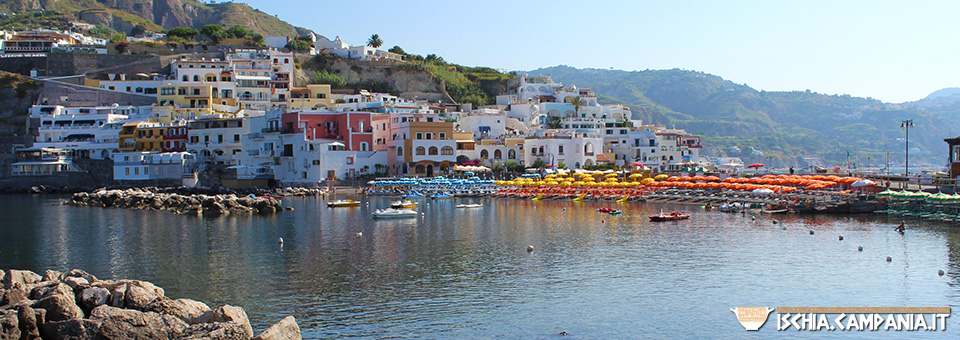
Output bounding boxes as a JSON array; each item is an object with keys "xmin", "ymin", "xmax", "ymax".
[{"xmin": 901, "ymin": 119, "xmax": 914, "ymax": 178}]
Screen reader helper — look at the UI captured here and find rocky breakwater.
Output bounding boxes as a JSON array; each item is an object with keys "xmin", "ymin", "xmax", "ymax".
[
  {"xmin": 64, "ymin": 188, "xmax": 289, "ymax": 216},
  {"xmin": 0, "ymin": 268, "xmax": 301, "ymax": 340}
]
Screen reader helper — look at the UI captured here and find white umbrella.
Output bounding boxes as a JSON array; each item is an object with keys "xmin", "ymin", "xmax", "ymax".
[{"xmin": 850, "ymin": 179, "xmax": 876, "ymax": 187}]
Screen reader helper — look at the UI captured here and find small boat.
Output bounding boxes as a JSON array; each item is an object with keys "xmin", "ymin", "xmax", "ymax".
[
  {"xmin": 718, "ymin": 202, "xmax": 743, "ymax": 213},
  {"xmin": 616, "ymin": 195, "xmax": 630, "ymax": 203},
  {"xmin": 372, "ymin": 208, "xmax": 418, "ymax": 219},
  {"xmin": 455, "ymin": 203, "xmax": 483, "ymax": 209},
  {"xmin": 390, "ymin": 200, "xmax": 418, "ymax": 209},
  {"xmin": 531, "ymin": 193, "xmax": 544, "ymax": 201},
  {"xmin": 430, "ymin": 192, "xmax": 454, "ymax": 199},
  {"xmin": 649, "ymin": 210, "xmax": 690, "ymax": 222},
  {"xmin": 572, "ymin": 193, "xmax": 586, "ymax": 201},
  {"xmin": 402, "ymin": 192, "xmax": 425, "ymax": 199},
  {"xmin": 263, "ymin": 194, "xmax": 284, "ymax": 199},
  {"xmin": 597, "ymin": 207, "xmax": 623, "ymax": 215},
  {"xmin": 327, "ymin": 199, "xmax": 361, "ymax": 208},
  {"xmin": 762, "ymin": 203, "xmax": 790, "ymax": 214}
]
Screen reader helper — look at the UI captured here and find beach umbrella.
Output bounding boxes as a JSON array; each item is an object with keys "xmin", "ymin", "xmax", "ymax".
[
  {"xmin": 747, "ymin": 163, "xmax": 765, "ymax": 169},
  {"xmin": 654, "ymin": 174, "xmax": 669, "ymax": 181},
  {"xmin": 850, "ymin": 179, "xmax": 876, "ymax": 187},
  {"xmin": 876, "ymin": 189, "xmax": 897, "ymax": 197}
]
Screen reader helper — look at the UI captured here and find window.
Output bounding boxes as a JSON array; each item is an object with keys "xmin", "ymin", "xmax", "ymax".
[
  {"xmin": 134, "ymin": 167, "xmax": 139, "ymax": 175},
  {"xmin": 193, "ymin": 88, "xmax": 201, "ymax": 95},
  {"xmin": 144, "ymin": 167, "xmax": 149, "ymax": 175},
  {"xmin": 494, "ymin": 149, "xmax": 502, "ymax": 159},
  {"xmin": 125, "ymin": 168, "xmax": 130, "ymax": 175},
  {"xmin": 360, "ymin": 142, "xmax": 368, "ymax": 151},
  {"xmin": 346, "ymin": 157, "xmax": 353, "ymax": 165},
  {"xmin": 178, "ymin": 88, "xmax": 186, "ymax": 95},
  {"xmin": 161, "ymin": 87, "xmax": 175, "ymax": 95},
  {"xmin": 397, "ymin": 147, "xmax": 403, "ymax": 156},
  {"xmin": 426, "ymin": 133, "xmax": 432, "ymax": 140},
  {"xmin": 439, "ymin": 133, "xmax": 446, "ymax": 139},
  {"xmin": 218, "ymin": 135, "xmax": 223, "ymax": 143},
  {"xmin": 182, "ymin": 75, "xmax": 188, "ymax": 81},
  {"xmin": 508, "ymin": 149, "xmax": 516, "ymax": 159},
  {"xmin": 480, "ymin": 149, "xmax": 489, "ymax": 159},
  {"xmin": 193, "ymin": 75, "xmax": 199, "ymax": 82},
  {"xmin": 416, "ymin": 132, "xmax": 423, "ymax": 139},
  {"xmin": 125, "ymin": 86, "xmax": 131, "ymax": 92},
  {"xmin": 206, "ymin": 75, "xmax": 216, "ymax": 82},
  {"xmin": 558, "ymin": 145, "xmax": 564, "ymax": 154},
  {"xmin": 190, "ymin": 136, "xmax": 199, "ymax": 143},
  {"xmin": 234, "ymin": 134, "xmax": 240, "ymax": 142},
  {"xmin": 441, "ymin": 146, "xmax": 454, "ymax": 155},
  {"xmin": 416, "ymin": 146, "xmax": 426, "ymax": 155},
  {"xmin": 428, "ymin": 147, "xmax": 438, "ymax": 155}
]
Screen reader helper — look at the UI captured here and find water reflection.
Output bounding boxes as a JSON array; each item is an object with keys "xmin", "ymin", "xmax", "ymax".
[{"xmin": 0, "ymin": 194, "xmax": 958, "ymax": 338}]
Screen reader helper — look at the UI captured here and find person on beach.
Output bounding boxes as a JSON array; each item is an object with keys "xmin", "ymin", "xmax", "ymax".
[{"xmin": 895, "ymin": 221, "xmax": 905, "ymax": 234}]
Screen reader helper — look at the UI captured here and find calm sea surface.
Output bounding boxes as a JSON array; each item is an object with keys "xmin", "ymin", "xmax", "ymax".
[{"xmin": 1, "ymin": 194, "xmax": 959, "ymax": 339}]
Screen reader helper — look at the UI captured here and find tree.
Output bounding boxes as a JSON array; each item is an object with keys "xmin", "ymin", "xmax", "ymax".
[
  {"xmin": 129, "ymin": 24, "xmax": 146, "ymax": 37},
  {"xmin": 532, "ymin": 159, "xmax": 547, "ymax": 168},
  {"xmin": 310, "ymin": 70, "xmax": 346, "ymax": 88},
  {"xmin": 545, "ymin": 115, "xmax": 562, "ymax": 129},
  {"xmin": 167, "ymin": 27, "xmax": 199, "ymax": 40},
  {"xmin": 425, "ymin": 54, "xmax": 444, "ymax": 64},
  {"xmin": 246, "ymin": 33, "xmax": 265, "ymax": 47},
  {"xmin": 569, "ymin": 96, "xmax": 586, "ymax": 115},
  {"xmin": 226, "ymin": 25, "xmax": 251, "ymax": 39},
  {"xmin": 285, "ymin": 40, "xmax": 311, "ymax": 52},
  {"xmin": 388, "ymin": 45, "xmax": 405, "ymax": 55},
  {"xmin": 200, "ymin": 24, "xmax": 223, "ymax": 41},
  {"xmin": 114, "ymin": 42, "xmax": 129, "ymax": 54},
  {"xmin": 366, "ymin": 34, "xmax": 382, "ymax": 49},
  {"xmin": 557, "ymin": 162, "xmax": 568, "ymax": 169}
]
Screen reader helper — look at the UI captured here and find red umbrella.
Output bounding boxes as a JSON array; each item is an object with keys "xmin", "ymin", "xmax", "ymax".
[
  {"xmin": 747, "ymin": 163, "xmax": 765, "ymax": 168},
  {"xmin": 632, "ymin": 162, "xmax": 644, "ymax": 166}
]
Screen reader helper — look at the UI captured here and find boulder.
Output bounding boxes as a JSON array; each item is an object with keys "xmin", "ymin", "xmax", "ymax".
[
  {"xmin": 66, "ymin": 269, "xmax": 98, "ymax": 284},
  {"xmin": 0, "ymin": 288, "xmax": 26, "ymax": 306},
  {"xmin": 78, "ymin": 287, "xmax": 110, "ymax": 312},
  {"xmin": 30, "ymin": 283, "xmax": 73, "ymax": 301},
  {"xmin": 17, "ymin": 305, "xmax": 39, "ymax": 340},
  {"xmin": 3, "ymin": 270, "xmax": 42, "ymax": 290},
  {"xmin": 146, "ymin": 297, "xmax": 208, "ymax": 323},
  {"xmin": 42, "ymin": 270, "xmax": 64, "ymax": 283},
  {"xmin": 32, "ymin": 293, "xmax": 83, "ymax": 322},
  {"xmin": 123, "ymin": 284, "xmax": 160, "ymax": 311},
  {"xmin": 252, "ymin": 316, "xmax": 300, "ymax": 340},
  {"xmin": 90, "ymin": 305, "xmax": 187, "ymax": 340},
  {"xmin": 39, "ymin": 318, "xmax": 99, "ymax": 340},
  {"xmin": 180, "ymin": 322, "xmax": 251, "ymax": 340},
  {"xmin": 195, "ymin": 305, "xmax": 253, "ymax": 339},
  {"xmin": 63, "ymin": 277, "xmax": 89, "ymax": 291},
  {"xmin": 0, "ymin": 309, "xmax": 19, "ymax": 340}
]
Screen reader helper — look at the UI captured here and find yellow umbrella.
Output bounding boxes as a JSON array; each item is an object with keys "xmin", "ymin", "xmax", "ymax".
[
  {"xmin": 642, "ymin": 178, "xmax": 655, "ymax": 184},
  {"xmin": 654, "ymin": 174, "xmax": 669, "ymax": 181}
]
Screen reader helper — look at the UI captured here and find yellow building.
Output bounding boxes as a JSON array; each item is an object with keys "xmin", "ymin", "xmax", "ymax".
[
  {"xmin": 389, "ymin": 121, "xmax": 457, "ymax": 176},
  {"xmin": 288, "ymin": 84, "xmax": 334, "ymax": 110},
  {"xmin": 119, "ymin": 122, "xmax": 139, "ymax": 152},
  {"xmin": 155, "ymin": 84, "xmax": 215, "ymax": 123},
  {"xmin": 135, "ymin": 124, "xmax": 165, "ymax": 152}
]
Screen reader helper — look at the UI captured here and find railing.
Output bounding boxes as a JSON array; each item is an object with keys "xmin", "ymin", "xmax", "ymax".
[{"xmin": 262, "ymin": 127, "xmax": 280, "ymax": 133}]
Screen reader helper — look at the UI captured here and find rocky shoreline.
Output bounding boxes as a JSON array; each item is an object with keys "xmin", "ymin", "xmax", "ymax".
[
  {"xmin": 1, "ymin": 268, "xmax": 300, "ymax": 340},
  {"xmin": 62, "ymin": 187, "xmax": 328, "ymax": 216}
]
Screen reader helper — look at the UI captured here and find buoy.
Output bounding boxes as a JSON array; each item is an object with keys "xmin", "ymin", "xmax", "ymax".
[
  {"xmin": 809, "ymin": 230, "xmax": 814, "ymax": 235},
  {"xmin": 563, "ymin": 207, "xmax": 566, "ymax": 211},
  {"xmin": 858, "ymin": 246, "xmax": 863, "ymax": 252},
  {"xmin": 356, "ymin": 232, "xmax": 362, "ymax": 237},
  {"xmin": 527, "ymin": 245, "xmax": 534, "ymax": 252},
  {"xmin": 559, "ymin": 331, "xmax": 568, "ymax": 336},
  {"xmin": 886, "ymin": 256, "xmax": 892, "ymax": 262},
  {"xmin": 601, "ymin": 219, "xmax": 605, "ymax": 223},
  {"xmin": 838, "ymin": 235, "xmax": 844, "ymax": 241},
  {"xmin": 278, "ymin": 237, "xmax": 283, "ymax": 244},
  {"xmin": 939, "ymin": 270, "xmax": 945, "ymax": 276},
  {"xmin": 751, "ymin": 216, "xmax": 755, "ymax": 221},
  {"xmin": 772, "ymin": 220, "xmax": 778, "ymax": 225}
]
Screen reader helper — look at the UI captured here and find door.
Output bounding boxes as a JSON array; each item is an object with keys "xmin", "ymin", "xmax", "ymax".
[{"xmin": 426, "ymin": 164, "xmax": 434, "ymax": 177}]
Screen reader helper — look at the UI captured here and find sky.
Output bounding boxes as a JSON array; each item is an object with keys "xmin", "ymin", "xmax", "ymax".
[{"xmin": 234, "ymin": 0, "xmax": 960, "ymax": 103}]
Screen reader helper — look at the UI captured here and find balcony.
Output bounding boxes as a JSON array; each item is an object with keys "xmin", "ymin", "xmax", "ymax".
[{"xmin": 262, "ymin": 127, "xmax": 281, "ymax": 133}]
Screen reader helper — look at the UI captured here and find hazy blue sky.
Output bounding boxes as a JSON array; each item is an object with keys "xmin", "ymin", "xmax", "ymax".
[{"xmin": 235, "ymin": 0, "xmax": 958, "ymax": 103}]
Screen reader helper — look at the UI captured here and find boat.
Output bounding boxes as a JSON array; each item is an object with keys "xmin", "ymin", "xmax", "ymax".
[
  {"xmin": 616, "ymin": 195, "xmax": 630, "ymax": 203},
  {"xmin": 718, "ymin": 202, "xmax": 743, "ymax": 213},
  {"xmin": 327, "ymin": 199, "xmax": 361, "ymax": 208},
  {"xmin": 531, "ymin": 193, "xmax": 544, "ymax": 201},
  {"xmin": 597, "ymin": 207, "xmax": 623, "ymax": 215},
  {"xmin": 649, "ymin": 210, "xmax": 690, "ymax": 222},
  {"xmin": 455, "ymin": 203, "xmax": 483, "ymax": 209},
  {"xmin": 430, "ymin": 192, "xmax": 455, "ymax": 199},
  {"xmin": 572, "ymin": 193, "xmax": 586, "ymax": 201},
  {"xmin": 761, "ymin": 203, "xmax": 790, "ymax": 214},
  {"xmin": 402, "ymin": 192, "xmax": 425, "ymax": 199},
  {"xmin": 372, "ymin": 208, "xmax": 418, "ymax": 218},
  {"xmin": 390, "ymin": 200, "xmax": 418, "ymax": 209}
]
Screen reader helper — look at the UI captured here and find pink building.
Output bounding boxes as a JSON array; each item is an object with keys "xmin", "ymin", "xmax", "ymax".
[{"xmin": 282, "ymin": 110, "xmax": 373, "ymax": 151}]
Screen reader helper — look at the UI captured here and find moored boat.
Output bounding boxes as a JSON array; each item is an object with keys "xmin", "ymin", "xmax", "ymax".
[
  {"xmin": 430, "ymin": 192, "xmax": 454, "ymax": 199},
  {"xmin": 391, "ymin": 200, "xmax": 418, "ymax": 209},
  {"xmin": 597, "ymin": 207, "xmax": 623, "ymax": 215},
  {"xmin": 372, "ymin": 208, "xmax": 418, "ymax": 218},
  {"xmin": 327, "ymin": 199, "xmax": 361, "ymax": 208},
  {"xmin": 649, "ymin": 210, "xmax": 690, "ymax": 222},
  {"xmin": 455, "ymin": 203, "xmax": 483, "ymax": 208},
  {"xmin": 402, "ymin": 192, "xmax": 425, "ymax": 199}
]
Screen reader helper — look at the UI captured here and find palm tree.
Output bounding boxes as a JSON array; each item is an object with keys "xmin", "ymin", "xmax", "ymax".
[
  {"xmin": 569, "ymin": 96, "xmax": 586, "ymax": 117},
  {"xmin": 367, "ymin": 34, "xmax": 383, "ymax": 49}
]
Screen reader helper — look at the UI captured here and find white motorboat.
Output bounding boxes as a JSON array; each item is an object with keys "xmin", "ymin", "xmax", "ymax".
[
  {"xmin": 455, "ymin": 203, "xmax": 483, "ymax": 209},
  {"xmin": 372, "ymin": 208, "xmax": 418, "ymax": 219},
  {"xmin": 390, "ymin": 200, "xmax": 418, "ymax": 209}
]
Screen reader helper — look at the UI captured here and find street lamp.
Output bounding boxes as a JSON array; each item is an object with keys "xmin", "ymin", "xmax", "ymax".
[{"xmin": 901, "ymin": 119, "xmax": 914, "ymax": 177}]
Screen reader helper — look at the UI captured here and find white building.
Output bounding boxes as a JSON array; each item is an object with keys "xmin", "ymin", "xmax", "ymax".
[
  {"xmin": 238, "ymin": 109, "xmax": 284, "ymax": 180},
  {"xmin": 523, "ymin": 131, "xmax": 602, "ymax": 169},
  {"xmin": 113, "ymin": 151, "xmax": 195, "ymax": 183},
  {"xmin": 31, "ymin": 104, "xmax": 152, "ymax": 159},
  {"xmin": 187, "ymin": 116, "xmax": 249, "ymax": 165}
]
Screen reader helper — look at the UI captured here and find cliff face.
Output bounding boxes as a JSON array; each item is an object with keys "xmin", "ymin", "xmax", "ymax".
[
  {"xmin": 0, "ymin": 72, "xmax": 41, "ymax": 137},
  {"xmin": 326, "ymin": 60, "xmax": 453, "ymax": 103}
]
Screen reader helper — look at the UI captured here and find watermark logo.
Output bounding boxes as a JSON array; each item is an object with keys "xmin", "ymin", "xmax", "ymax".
[
  {"xmin": 730, "ymin": 307, "xmax": 775, "ymax": 331},
  {"xmin": 731, "ymin": 306, "xmax": 951, "ymax": 331}
]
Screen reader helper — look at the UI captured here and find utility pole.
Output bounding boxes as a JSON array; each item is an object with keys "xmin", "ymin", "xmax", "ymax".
[{"xmin": 901, "ymin": 120, "xmax": 913, "ymax": 177}]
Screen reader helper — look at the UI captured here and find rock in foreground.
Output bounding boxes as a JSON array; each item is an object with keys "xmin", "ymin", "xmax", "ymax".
[{"xmin": 0, "ymin": 268, "xmax": 300, "ymax": 340}]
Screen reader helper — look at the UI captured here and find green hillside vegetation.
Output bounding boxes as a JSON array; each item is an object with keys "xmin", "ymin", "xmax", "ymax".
[{"xmin": 530, "ymin": 66, "xmax": 955, "ymax": 167}]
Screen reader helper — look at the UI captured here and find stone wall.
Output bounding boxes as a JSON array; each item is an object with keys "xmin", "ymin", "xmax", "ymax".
[{"xmin": 0, "ymin": 55, "xmax": 48, "ymax": 76}]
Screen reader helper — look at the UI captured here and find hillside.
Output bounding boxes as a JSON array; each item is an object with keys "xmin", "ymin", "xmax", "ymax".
[
  {"xmin": 0, "ymin": 0, "xmax": 313, "ymax": 37},
  {"xmin": 529, "ymin": 66, "xmax": 957, "ymax": 168}
]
